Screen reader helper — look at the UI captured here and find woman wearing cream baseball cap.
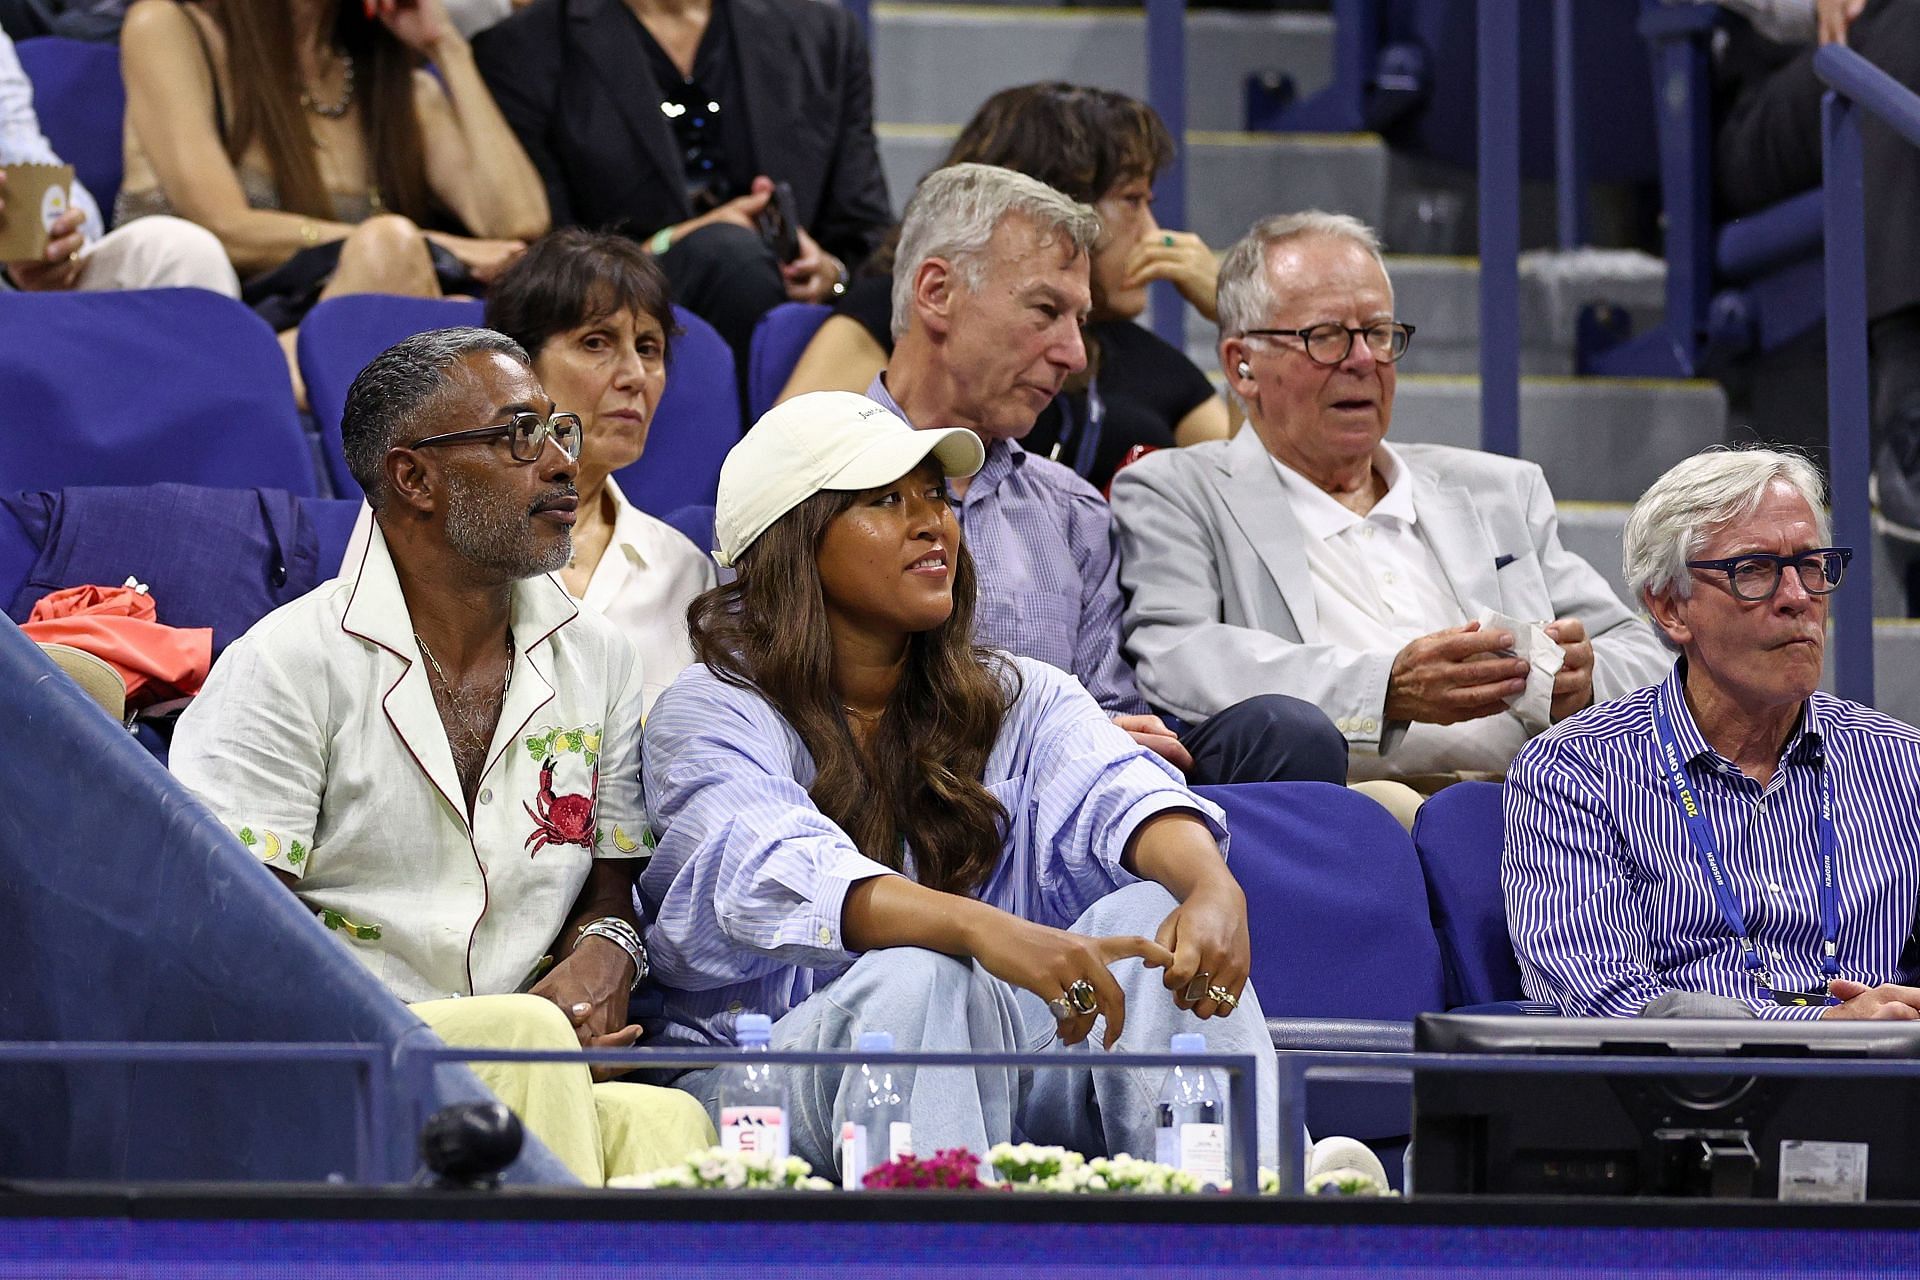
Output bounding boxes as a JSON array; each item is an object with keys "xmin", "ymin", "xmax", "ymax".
[{"xmin": 638, "ymin": 390, "xmax": 1285, "ymax": 1181}]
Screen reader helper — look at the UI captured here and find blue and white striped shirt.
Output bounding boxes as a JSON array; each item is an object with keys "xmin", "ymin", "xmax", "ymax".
[
  {"xmin": 638, "ymin": 655, "xmax": 1226, "ymax": 1046},
  {"xmin": 1504, "ymin": 662, "xmax": 1920, "ymax": 1018}
]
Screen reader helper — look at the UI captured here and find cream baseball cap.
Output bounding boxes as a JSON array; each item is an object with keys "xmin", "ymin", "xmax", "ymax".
[{"xmin": 714, "ymin": 390, "xmax": 985, "ymax": 567}]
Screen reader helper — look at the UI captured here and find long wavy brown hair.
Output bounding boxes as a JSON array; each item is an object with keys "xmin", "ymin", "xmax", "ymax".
[
  {"xmin": 204, "ymin": 0, "xmax": 436, "ymax": 224},
  {"xmin": 688, "ymin": 486, "xmax": 1017, "ymax": 896}
]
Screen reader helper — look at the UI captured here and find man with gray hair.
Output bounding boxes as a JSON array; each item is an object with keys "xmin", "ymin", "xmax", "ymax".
[
  {"xmin": 1112, "ymin": 210, "xmax": 1667, "ymax": 786},
  {"xmin": 1504, "ymin": 446, "xmax": 1920, "ymax": 1020},
  {"xmin": 868, "ymin": 163, "xmax": 1346, "ymax": 786},
  {"xmin": 172, "ymin": 328, "xmax": 716, "ymax": 1182}
]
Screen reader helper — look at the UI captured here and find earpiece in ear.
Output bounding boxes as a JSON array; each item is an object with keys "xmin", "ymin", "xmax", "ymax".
[{"xmin": 1237, "ymin": 362, "xmax": 1252, "ymax": 378}]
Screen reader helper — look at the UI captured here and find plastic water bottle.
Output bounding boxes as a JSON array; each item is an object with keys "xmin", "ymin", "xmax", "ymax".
[
  {"xmin": 840, "ymin": 1030, "xmax": 912, "ymax": 1189},
  {"xmin": 1154, "ymin": 1032, "xmax": 1228, "ymax": 1186},
  {"xmin": 718, "ymin": 1013, "xmax": 789, "ymax": 1161}
]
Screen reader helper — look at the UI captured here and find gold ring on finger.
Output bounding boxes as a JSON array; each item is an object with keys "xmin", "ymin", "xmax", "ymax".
[
  {"xmin": 1183, "ymin": 973, "xmax": 1213, "ymax": 1004},
  {"xmin": 1207, "ymin": 985, "xmax": 1237, "ymax": 1009}
]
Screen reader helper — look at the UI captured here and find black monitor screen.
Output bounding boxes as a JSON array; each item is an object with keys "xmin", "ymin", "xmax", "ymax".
[{"xmin": 1412, "ymin": 1014, "xmax": 1920, "ymax": 1200}]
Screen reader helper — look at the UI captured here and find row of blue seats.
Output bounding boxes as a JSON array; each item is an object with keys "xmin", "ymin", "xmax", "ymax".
[{"xmin": 0, "ymin": 288, "xmax": 831, "ymax": 513}]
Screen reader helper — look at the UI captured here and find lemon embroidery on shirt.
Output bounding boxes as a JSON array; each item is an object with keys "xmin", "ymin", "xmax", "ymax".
[{"xmin": 612, "ymin": 826, "xmax": 639, "ymax": 854}]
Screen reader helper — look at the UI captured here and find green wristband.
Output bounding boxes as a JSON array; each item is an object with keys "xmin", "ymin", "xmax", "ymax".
[{"xmin": 648, "ymin": 227, "xmax": 675, "ymax": 255}]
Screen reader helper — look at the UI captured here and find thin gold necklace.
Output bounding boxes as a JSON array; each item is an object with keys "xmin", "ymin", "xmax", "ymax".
[{"xmin": 415, "ymin": 629, "xmax": 515, "ymax": 695}]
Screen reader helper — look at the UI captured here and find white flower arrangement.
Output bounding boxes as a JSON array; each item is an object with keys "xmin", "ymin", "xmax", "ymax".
[
  {"xmin": 1304, "ymin": 1168, "xmax": 1395, "ymax": 1196},
  {"xmin": 609, "ymin": 1146, "xmax": 834, "ymax": 1191},
  {"xmin": 987, "ymin": 1144, "xmax": 1208, "ymax": 1194}
]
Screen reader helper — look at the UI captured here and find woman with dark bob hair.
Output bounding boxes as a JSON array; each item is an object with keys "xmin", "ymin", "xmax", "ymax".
[
  {"xmin": 482, "ymin": 229, "xmax": 717, "ymax": 712},
  {"xmin": 778, "ymin": 83, "xmax": 1228, "ymax": 489},
  {"xmin": 638, "ymin": 391, "xmax": 1280, "ymax": 1179},
  {"xmin": 339, "ymin": 228, "xmax": 714, "ymax": 709}
]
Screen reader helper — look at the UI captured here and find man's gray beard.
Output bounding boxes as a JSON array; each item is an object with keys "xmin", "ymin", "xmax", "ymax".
[{"xmin": 442, "ymin": 469, "xmax": 572, "ymax": 579}]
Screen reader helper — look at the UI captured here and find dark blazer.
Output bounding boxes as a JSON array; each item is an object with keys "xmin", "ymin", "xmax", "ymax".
[{"xmin": 474, "ymin": 0, "xmax": 891, "ymax": 269}]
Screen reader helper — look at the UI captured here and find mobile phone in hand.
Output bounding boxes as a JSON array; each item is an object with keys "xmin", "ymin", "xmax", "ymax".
[{"xmin": 756, "ymin": 181, "xmax": 802, "ymax": 264}]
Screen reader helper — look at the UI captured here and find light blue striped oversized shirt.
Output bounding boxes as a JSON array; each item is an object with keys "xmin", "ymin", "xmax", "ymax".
[
  {"xmin": 638, "ymin": 654, "xmax": 1226, "ymax": 1046},
  {"xmin": 1504, "ymin": 662, "xmax": 1920, "ymax": 1019}
]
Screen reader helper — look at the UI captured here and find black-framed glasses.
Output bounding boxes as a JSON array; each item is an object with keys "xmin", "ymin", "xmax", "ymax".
[
  {"xmin": 1240, "ymin": 322, "xmax": 1415, "ymax": 366},
  {"xmin": 1686, "ymin": 547, "xmax": 1853, "ymax": 601},
  {"xmin": 408, "ymin": 412, "xmax": 583, "ymax": 464}
]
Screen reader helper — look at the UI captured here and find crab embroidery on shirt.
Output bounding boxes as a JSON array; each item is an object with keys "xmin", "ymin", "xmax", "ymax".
[{"xmin": 523, "ymin": 724, "xmax": 603, "ymax": 855}]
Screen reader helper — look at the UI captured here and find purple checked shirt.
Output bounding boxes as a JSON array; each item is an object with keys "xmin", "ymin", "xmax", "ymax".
[
  {"xmin": 637, "ymin": 656, "xmax": 1225, "ymax": 1046},
  {"xmin": 865, "ymin": 375, "xmax": 1147, "ymax": 715}
]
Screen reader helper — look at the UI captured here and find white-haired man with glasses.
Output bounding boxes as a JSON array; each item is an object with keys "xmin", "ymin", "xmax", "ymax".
[
  {"xmin": 1111, "ymin": 211, "xmax": 1668, "ymax": 787},
  {"xmin": 172, "ymin": 327, "xmax": 714, "ymax": 1183},
  {"xmin": 1505, "ymin": 447, "xmax": 1920, "ymax": 1020}
]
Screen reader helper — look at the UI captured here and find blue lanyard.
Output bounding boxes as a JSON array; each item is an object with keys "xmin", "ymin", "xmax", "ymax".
[
  {"xmin": 1048, "ymin": 376, "xmax": 1106, "ymax": 479},
  {"xmin": 1651, "ymin": 699, "xmax": 1840, "ymax": 1002}
]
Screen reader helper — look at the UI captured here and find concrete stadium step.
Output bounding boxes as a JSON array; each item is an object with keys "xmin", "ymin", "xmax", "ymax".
[
  {"xmin": 869, "ymin": 4, "xmax": 1332, "ymax": 134},
  {"xmin": 1182, "ymin": 250, "xmax": 1670, "ymax": 378},
  {"xmin": 1388, "ymin": 374, "xmax": 1725, "ymax": 506},
  {"xmin": 878, "ymin": 126, "xmax": 1387, "ymax": 246}
]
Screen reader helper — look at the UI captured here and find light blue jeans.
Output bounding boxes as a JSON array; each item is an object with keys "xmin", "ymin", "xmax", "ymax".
[{"xmin": 679, "ymin": 882, "xmax": 1283, "ymax": 1177}]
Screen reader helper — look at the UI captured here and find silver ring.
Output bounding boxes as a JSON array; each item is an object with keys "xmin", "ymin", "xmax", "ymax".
[
  {"xmin": 1046, "ymin": 995, "xmax": 1073, "ymax": 1021},
  {"xmin": 1065, "ymin": 978, "xmax": 1098, "ymax": 1015}
]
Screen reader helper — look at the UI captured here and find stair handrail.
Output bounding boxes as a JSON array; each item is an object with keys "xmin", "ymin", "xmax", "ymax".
[{"xmin": 1812, "ymin": 43, "xmax": 1916, "ymax": 706}]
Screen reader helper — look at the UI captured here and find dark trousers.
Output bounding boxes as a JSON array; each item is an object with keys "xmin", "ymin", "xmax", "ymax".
[
  {"xmin": 1178, "ymin": 694, "xmax": 1350, "ymax": 787},
  {"xmin": 1715, "ymin": 0, "xmax": 1920, "ymax": 322},
  {"xmin": 658, "ymin": 222, "xmax": 789, "ymax": 420}
]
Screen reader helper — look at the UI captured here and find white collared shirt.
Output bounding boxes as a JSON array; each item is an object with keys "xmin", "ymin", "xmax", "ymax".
[
  {"xmin": 576, "ymin": 479, "xmax": 715, "ymax": 715},
  {"xmin": 1272, "ymin": 445, "xmax": 1466, "ymax": 647},
  {"xmin": 341, "ymin": 479, "xmax": 712, "ymax": 715},
  {"xmin": 1272, "ymin": 445, "xmax": 1528, "ymax": 779},
  {"xmin": 173, "ymin": 523, "xmax": 650, "ymax": 1002}
]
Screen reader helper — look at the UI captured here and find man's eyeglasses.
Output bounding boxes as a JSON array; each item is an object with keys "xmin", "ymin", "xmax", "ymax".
[
  {"xmin": 1239, "ymin": 321, "xmax": 1415, "ymax": 366},
  {"xmin": 1686, "ymin": 547, "xmax": 1853, "ymax": 601},
  {"xmin": 409, "ymin": 412, "xmax": 584, "ymax": 464}
]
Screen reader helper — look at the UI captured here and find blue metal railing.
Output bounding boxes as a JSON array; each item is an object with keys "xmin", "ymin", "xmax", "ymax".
[
  {"xmin": 1813, "ymin": 44, "xmax": 1920, "ymax": 706},
  {"xmin": 1476, "ymin": 0, "xmax": 1522, "ymax": 459},
  {"xmin": 401, "ymin": 1044, "xmax": 1265, "ymax": 1192},
  {"xmin": 1146, "ymin": 0, "xmax": 1188, "ymax": 348},
  {"xmin": 0, "ymin": 1041, "xmax": 392, "ymax": 1182}
]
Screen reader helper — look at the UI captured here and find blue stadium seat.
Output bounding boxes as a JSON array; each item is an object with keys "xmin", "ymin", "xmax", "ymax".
[
  {"xmin": 16, "ymin": 36, "xmax": 125, "ymax": 214},
  {"xmin": 2, "ymin": 485, "xmax": 359, "ymax": 652},
  {"xmin": 660, "ymin": 503, "xmax": 716, "ymax": 558},
  {"xmin": 0, "ymin": 614, "xmax": 576, "ymax": 1183},
  {"xmin": 0, "ymin": 290, "xmax": 314, "ymax": 495},
  {"xmin": 1580, "ymin": 3, "xmax": 1822, "ymax": 376},
  {"xmin": 1194, "ymin": 782, "xmax": 1445, "ymax": 1161},
  {"xmin": 1409, "ymin": 781, "xmax": 1555, "ymax": 1016},
  {"xmin": 612, "ymin": 305, "xmax": 739, "ymax": 516},
  {"xmin": 297, "ymin": 294, "xmax": 489, "ymax": 499},
  {"xmin": 746, "ymin": 301, "xmax": 831, "ymax": 421}
]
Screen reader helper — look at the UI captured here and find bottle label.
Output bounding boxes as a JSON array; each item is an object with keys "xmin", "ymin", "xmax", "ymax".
[
  {"xmin": 888, "ymin": 1120, "xmax": 913, "ymax": 1161},
  {"xmin": 720, "ymin": 1106, "xmax": 789, "ymax": 1161},
  {"xmin": 841, "ymin": 1121, "xmax": 868, "ymax": 1191},
  {"xmin": 1178, "ymin": 1123, "xmax": 1228, "ymax": 1185}
]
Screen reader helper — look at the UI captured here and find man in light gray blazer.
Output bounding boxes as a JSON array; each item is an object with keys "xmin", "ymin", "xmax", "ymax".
[{"xmin": 1110, "ymin": 212, "xmax": 1669, "ymax": 782}]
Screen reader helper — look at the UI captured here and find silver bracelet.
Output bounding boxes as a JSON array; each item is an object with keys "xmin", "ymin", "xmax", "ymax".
[{"xmin": 577, "ymin": 917, "xmax": 649, "ymax": 991}]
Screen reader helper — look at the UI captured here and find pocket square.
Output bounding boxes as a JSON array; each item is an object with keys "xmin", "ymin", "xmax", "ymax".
[{"xmin": 1493, "ymin": 553, "xmax": 1517, "ymax": 571}]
